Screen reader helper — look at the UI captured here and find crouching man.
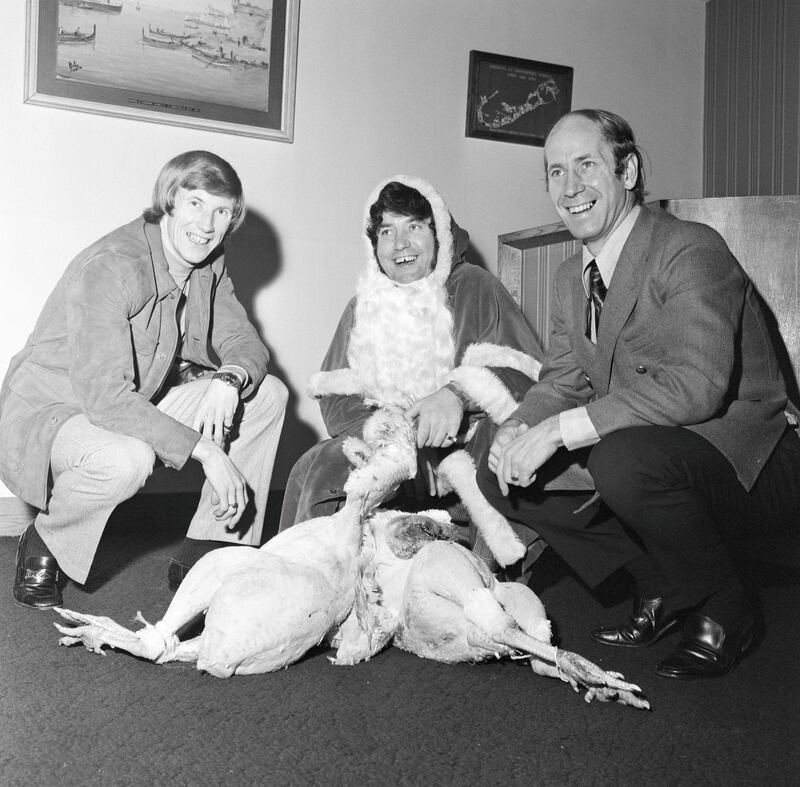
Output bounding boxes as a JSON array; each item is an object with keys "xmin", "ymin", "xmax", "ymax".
[
  {"xmin": 477, "ymin": 110, "xmax": 800, "ymax": 679},
  {"xmin": 0, "ymin": 150, "xmax": 288, "ymax": 608}
]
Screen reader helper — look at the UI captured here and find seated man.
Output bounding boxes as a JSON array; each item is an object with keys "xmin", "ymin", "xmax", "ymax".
[
  {"xmin": 1, "ymin": 150, "xmax": 288, "ymax": 608},
  {"xmin": 279, "ymin": 175, "xmax": 542, "ymax": 532},
  {"xmin": 477, "ymin": 109, "xmax": 800, "ymax": 679}
]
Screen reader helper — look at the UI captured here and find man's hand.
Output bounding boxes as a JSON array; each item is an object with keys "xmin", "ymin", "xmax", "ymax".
[
  {"xmin": 192, "ymin": 378, "xmax": 240, "ymax": 447},
  {"xmin": 404, "ymin": 387, "xmax": 463, "ymax": 448},
  {"xmin": 191, "ymin": 437, "xmax": 248, "ymax": 526},
  {"xmin": 488, "ymin": 418, "xmax": 529, "ymax": 474},
  {"xmin": 489, "ymin": 415, "xmax": 563, "ymax": 496}
]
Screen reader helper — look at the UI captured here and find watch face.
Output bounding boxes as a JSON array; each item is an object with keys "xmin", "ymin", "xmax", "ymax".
[{"xmin": 214, "ymin": 372, "xmax": 241, "ymax": 390}]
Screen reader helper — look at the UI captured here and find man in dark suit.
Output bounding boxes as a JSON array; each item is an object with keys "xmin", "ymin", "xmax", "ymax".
[{"xmin": 476, "ymin": 109, "xmax": 800, "ymax": 679}]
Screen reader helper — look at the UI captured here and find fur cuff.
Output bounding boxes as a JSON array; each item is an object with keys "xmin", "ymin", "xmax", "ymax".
[
  {"xmin": 437, "ymin": 450, "xmax": 525, "ymax": 567},
  {"xmin": 447, "ymin": 343, "xmax": 541, "ymax": 424},
  {"xmin": 461, "ymin": 342, "xmax": 541, "ymax": 380},
  {"xmin": 446, "ymin": 366, "xmax": 517, "ymax": 424},
  {"xmin": 307, "ymin": 369, "xmax": 366, "ymax": 399}
]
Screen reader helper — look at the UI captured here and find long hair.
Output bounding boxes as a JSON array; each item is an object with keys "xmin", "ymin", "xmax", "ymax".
[{"xmin": 143, "ymin": 150, "xmax": 245, "ymax": 233}]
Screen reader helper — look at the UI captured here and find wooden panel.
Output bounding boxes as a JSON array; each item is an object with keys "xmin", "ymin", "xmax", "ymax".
[
  {"xmin": 497, "ymin": 223, "xmax": 576, "ymax": 350},
  {"xmin": 779, "ymin": 1, "xmax": 800, "ymax": 193},
  {"xmin": 705, "ymin": 0, "xmax": 800, "ymax": 197},
  {"xmin": 498, "ymin": 196, "xmax": 800, "ymax": 400},
  {"xmin": 662, "ymin": 196, "xmax": 800, "ymax": 400}
]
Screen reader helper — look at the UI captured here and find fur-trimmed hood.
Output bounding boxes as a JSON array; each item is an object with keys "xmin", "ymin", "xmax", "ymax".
[{"xmin": 343, "ymin": 176, "xmax": 460, "ymax": 407}]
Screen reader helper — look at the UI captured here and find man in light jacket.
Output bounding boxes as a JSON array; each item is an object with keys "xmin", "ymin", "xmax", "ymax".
[{"xmin": 1, "ymin": 151, "xmax": 287, "ymax": 608}]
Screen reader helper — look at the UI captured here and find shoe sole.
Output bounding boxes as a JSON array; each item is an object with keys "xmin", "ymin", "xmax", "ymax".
[{"xmin": 11, "ymin": 592, "xmax": 62, "ymax": 610}]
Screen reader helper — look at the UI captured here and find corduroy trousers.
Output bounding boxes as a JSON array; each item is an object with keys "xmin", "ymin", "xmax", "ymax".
[{"xmin": 34, "ymin": 375, "xmax": 287, "ymax": 584}]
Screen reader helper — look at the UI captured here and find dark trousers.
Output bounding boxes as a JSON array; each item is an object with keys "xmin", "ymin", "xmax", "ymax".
[{"xmin": 476, "ymin": 425, "xmax": 800, "ymax": 614}]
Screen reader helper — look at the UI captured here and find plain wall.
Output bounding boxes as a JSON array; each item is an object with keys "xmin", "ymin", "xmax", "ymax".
[{"xmin": 0, "ymin": 0, "xmax": 706, "ymax": 499}]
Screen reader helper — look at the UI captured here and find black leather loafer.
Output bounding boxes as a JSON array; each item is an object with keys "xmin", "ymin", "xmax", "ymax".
[
  {"xmin": 655, "ymin": 612, "xmax": 755, "ymax": 680},
  {"xmin": 591, "ymin": 596, "xmax": 684, "ymax": 647},
  {"xmin": 13, "ymin": 530, "xmax": 63, "ymax": 609},
  {"xmin": 167, "ymin": 558, "xmax": 191, "ymax": 592}
]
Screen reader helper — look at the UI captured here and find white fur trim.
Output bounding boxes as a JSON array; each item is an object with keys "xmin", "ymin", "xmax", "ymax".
[
  {"xmin": 437, "ymin": 450, "xmax": 525, "ymax": 567},
  {"xmin": 461, "ymin": 343, "xmax": 541, "ymax": 382},
  {"xmin": 307, "ymin": 369, "xmax": 366, "ymax": 399},
  {"xmin": 447, "ymin": 366, "xmax": 518, "ymax": 424}
]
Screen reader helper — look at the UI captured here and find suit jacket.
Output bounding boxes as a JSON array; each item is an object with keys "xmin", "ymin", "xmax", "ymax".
[
  {"xmin": 513, "ymin": 205, "xmax": 788, "ymax": 491},
  {"xmin": 0, "ymin": 217, "xmax": 269, "ymax": 508}
]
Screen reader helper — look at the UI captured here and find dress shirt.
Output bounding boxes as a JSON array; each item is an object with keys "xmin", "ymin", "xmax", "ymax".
[
  {"xmin": 171, "ymin": 274, "xmax": 249, "ymax": 389},
  {"xmin": 559, "ymin": 205, "xmax": 641, "ymax": 450}
]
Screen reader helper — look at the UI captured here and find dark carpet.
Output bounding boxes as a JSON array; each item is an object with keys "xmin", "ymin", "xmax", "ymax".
[{"xmin": 1, "ymin": 493, "xmax": 798, "ymax": 786}]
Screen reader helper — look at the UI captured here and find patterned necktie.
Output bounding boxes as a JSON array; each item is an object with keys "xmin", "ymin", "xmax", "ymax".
[{"xmin": 586, "ymin": 259, "xmax": 606, "ymax": 340}]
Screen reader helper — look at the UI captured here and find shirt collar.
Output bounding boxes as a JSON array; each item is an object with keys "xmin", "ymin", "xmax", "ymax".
[
  {"xmin": 144, "ymin": 220, "xmax": 180, "ymax": 301},
  {"xmin": 581, "ymin": 204, "xmax": 641, "ymax": 293}
]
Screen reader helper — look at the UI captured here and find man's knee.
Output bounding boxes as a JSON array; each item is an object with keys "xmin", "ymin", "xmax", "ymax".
[
  {"xmin": 83, "ymin": 438, "xmax": 155, "ymax": 498},
  {"xmin": 588, "ymin": 427, "xmax": 675, "ymax": 502},
  {"xmin": 249, "ymin": 374, "xmax": 288, "ymax": 414}
]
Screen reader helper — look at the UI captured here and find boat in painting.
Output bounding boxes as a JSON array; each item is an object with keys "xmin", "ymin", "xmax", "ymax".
[
  {"xmin": 188, "ymin": 45, "xmax": 235, "ymax": 68},
  {"xmin": 58, "ymin": 23, "xmax": 97, "ymax": 43},
  {"xmin": 60, "ymin": 0, "xmax": 122, "ymax": 13},
  {"xmin": 233, "ymin": 0, "xmax": 270, "ymax": 19},
  {"xmin": 235, "ymin": 55, "xmax": 269, "ymax": 69},
  {"xmin": 141, "ymin": 27, "xmax": 183, "ymax": 49},
  {"xmin": 148, "ymin": 23, "xmax": 190, "ymax": 42}
]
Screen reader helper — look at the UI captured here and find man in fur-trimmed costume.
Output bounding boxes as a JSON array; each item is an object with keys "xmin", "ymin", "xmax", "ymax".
[{"xmin": 278, "ymin": 176, "xmax": 542, "ymax": 562}]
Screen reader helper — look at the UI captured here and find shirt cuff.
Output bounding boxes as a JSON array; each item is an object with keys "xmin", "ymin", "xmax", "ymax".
[{"xmin": 559, "ymin": 407, "xmax": 600, "ymax": 451}]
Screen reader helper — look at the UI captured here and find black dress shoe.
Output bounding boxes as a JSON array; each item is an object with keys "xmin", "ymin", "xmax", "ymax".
[
  {"xmin": 13, "ymin": 530, "xmax": 63, "ymax": 609},
  {"xmin": 168, "ymin": 558, "xmax": 191, "ymax": 592},
  {"xmin": 591, "ymin": 596, "xmax": 684, "ymax": 647},
  {"xmin": 656, "ymin": 612, "xmax": 755, "ymax": 680}
]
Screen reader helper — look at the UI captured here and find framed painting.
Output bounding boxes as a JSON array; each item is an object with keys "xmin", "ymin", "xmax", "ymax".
[
  {"xmin": 24, "ymin": 0, "xmax": 300, "ymax": 142},
  {"xmin": 465, "ymin": 50, "xmax": 573, "ymax": 147}
]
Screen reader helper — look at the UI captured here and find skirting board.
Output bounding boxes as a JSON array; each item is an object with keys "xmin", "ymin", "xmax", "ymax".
[{"xmin": 0, "ymin": 497, "xmax": 36, "ymax": 537}]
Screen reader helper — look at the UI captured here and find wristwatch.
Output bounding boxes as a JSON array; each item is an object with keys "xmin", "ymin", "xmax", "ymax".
[{"xmin": 212, "ymin": 371, "xmax": 243, "ymax": 393}]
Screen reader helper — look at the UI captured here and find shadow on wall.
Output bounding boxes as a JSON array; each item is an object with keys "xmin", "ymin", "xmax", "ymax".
[
  {"xmin": 226, "ymin": 208, "xmax": 319, "ymax": 487},
  {"xmin": 466, "ymin": 240, "xmax": 488, "ymax": 271}
]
